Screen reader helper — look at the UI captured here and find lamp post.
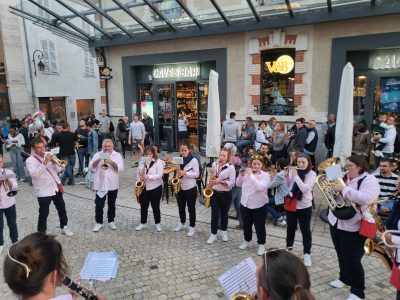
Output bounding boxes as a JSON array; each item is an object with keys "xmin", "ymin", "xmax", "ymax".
[{"xmin": 32, "ymin": 50, "xmax": 45, "ymax": 76}]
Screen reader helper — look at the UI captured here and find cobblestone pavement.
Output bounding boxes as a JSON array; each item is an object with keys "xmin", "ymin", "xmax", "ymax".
[{"xmin": 0, "ymin": 156, "xmax": 396, "ymax": 300}]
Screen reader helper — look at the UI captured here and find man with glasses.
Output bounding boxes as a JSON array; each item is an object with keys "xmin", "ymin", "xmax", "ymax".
[
  {"xmin": 26, "ymin": 139, "xmax": 73, "ymax": 236},
  {"xmin": 374, "ymin": 157, "xmax": 399, "ymax": 212}
]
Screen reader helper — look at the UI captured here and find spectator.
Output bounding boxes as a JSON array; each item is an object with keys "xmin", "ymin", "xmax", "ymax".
[
  {"xmin": 18, "ymin": 121, "xmax": 31, "ymax": 154},
  {"xmin": 237, "ymin": 117, "xmax": 256, "ymax": 154},
  {"xmin": 90, "ymin": 114, "xmax": 100, "ymax": 127},
  {"xmin": 304, "ymin": 120, "xmax": 318, "ymax": 167},
  {"xmin": 87, "ymin": 122, "xmax": 99, "ymax": 158},
  {"xmin": 374, "ymin": 157, "xmax": 399, "ymax": 212},
  {"xmin": 290, "ymin": 118, "xmax": 308, "ymax": 152},
  {"xmin": 265, "ymin": 117, "xmax": 276, "ymax": 139},
  {"xmin": 75, "ymin": 119, "xmax": 90, "ymax": 177},
  {"xmin": 221, "ymin": 112, "xmax": 241, "ymax": 145},
  {"xmin": 352, "ymin": 121, "xmax": 371, "ymax": 158},
  {"xmin": 142, "ymin": 112, "xmax": 154, "ymax": 146},
  {"xmin": 117, "ymin": 116, "xmax": 129, "ymax": 159},
  {"xmin": 257, "ymin": 143, "xmax": 271, "ymax": 166},
  {"xmin": 271, "ymin": 121, "xmax": 286, "ymax": 164},
  {"xmin": 9, "ymin": 114, "xmax": 21, "ymax": 129},
  {"xmin": 36, "ymin": 128, "xmax": 50, "ymax": 151},
  {"xmin": 43, "ymin": 121, "xmax": 54, "ymax": 141},
  {"xmin": 177, "ymin": 111, "xmax": 189, "ymax": 147},
  {"xmin": 322, "ymin": 113, "xmax": 336, "ymax": 158},
  {"xmin": 255, "ymin": 121, "xmax": 269, "ymax": 151},
  {"xmin": 372, "ymin": 114, "xmax": 397, "ymax": 168},
  {"xmin": 0, "ymin": 120, "xmax": 9, "ymax": 139},
  {"xmin": 99, "ymin": 109, "xmax": 111, "ymax": 139},
  {"xmin": 6, "ymin": 128, "xmax": 26, "ymax": 181},
  {"xmin": 128, "ymin": 114, "xmax": 145, "ymax": 167}
]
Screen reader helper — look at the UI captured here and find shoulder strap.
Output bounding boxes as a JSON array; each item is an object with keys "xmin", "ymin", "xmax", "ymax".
[
  {"xmin": 33, "ymin": 155, "xmax": 59, "ymax": 185},
  {"xmin": 357, "ymin": 176, "xmax": 367, "ymax": 191}
]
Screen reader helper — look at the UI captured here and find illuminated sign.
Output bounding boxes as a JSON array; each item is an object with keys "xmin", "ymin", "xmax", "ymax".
[
  {"xmin": 369, "ymin": 49, "xmax": 400, "ymax": 70},
  {"xmin": 153, "ymin": 64, "xmax": 200, "ymax": 79},
  {"xmin": 265, "ymin": 55, "xmax": 294, "ymax": 74}
]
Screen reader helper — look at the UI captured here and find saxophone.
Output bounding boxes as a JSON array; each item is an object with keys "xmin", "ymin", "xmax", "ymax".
[
  {"xmin": 135, "ymin": 165, "xmax": 146, "ymax": 198},
  {"xmin": 203, "ymin": 168, "xmax": 215, "ymax": 208},
  {"xmin": 230, "ymin": 292, "xmax": 257, "ymax": 300},
  {"xmin": 171, "ymin": 164, "xmax": 182, "ymax": 194}
]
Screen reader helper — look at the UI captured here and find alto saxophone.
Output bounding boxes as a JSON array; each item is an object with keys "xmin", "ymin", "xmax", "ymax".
[
  {"xmin": 203, "ymin": 168, "xmax": 215, "ymax": 208},
  {"xmin": 135, "ymin": 165, "xmax": 146, "ymax": 198},
  {"xmin": 230, "ymin": 292, "xmax": 257, "ymax": 300},
  {"xmin": 171, "ymin": 164, "xmax": 182, "ymax": 194}
]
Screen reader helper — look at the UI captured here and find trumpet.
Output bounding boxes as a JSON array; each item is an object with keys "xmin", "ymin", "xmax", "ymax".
[
  {"xmin": 1, "ymin": 170, "xmax": 18, "ymax": 197},
  {"xmin": 101, "ymin": 160, "xmax": 109, "ymax": 170},
  {"xmin": 44, "ymin": 153, "xmax": 68, "ymax": 168}
]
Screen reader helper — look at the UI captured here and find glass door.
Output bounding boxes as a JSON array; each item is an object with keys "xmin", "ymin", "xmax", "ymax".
[
  {"xmin": 156, "ymin": 83, "xmax": 176, "ymax": 152},
  {"xmin": 197, "ymin": 82, "xmax": 209, "ymax": 154},
  {"xmin": 139, "ymin": 83, "xmax": 154, "ymax": 120}
]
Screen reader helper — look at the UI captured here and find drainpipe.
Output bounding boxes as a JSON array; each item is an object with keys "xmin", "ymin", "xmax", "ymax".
[{"xmin": 99, "ymin": 47, "xmax": 110, "ymax": 115}]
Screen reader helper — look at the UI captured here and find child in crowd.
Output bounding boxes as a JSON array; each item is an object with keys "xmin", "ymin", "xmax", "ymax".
[{"xmin": 372, "ymin": 112, "xmax": 390, "ymax": 157}]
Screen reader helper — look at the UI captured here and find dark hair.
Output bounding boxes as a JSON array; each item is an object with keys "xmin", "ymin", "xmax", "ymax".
[
  {"xmin": 259, "ymin": 121, "xmax": 267, "ymax": 127},
  {"xmin": 261, "ymin": 143, "xmax": 269, "ymax": 147},
  {"xmin": 258, "ymin": 250, "xmax": 315, "ymax": 300},
  {"xmin": 180, "ymin": 142, "xmax": 190, "ymax": 150},
  {"xmin": 297, "ymin": 152, "xmax": 312, "ymax": 168},
  {"xmin": 4, "ymin": 232, "xmax": 69, "ymax": 298},
  {"xmin": 61, "ymin": 122, "xmax": 69, "ymax": 129},
  {"xmin": 295, "ymin": 118, "xmax": 305, "ymax": 124},
  {"xmin": 347, "ymin": 154, "xmax": 369, "ymax": 174},
  {"xmin": 30, "ymin": 138, "xmax": 43, "ymax": 148},
  {"xmin": 86, "ymin": 122, "xmax": 93, "ymax": 128},
  {"xmin": 380, "ymin": 157, "xmax": 393, "ymax": 165},
  {"xmin": 229, "ymin": 112, "xmax": 236, "ymax": 118},
  {"xmin": 276, "ymin": 158, "xmax": 289, "ymax": 170},
  {"xmin": 43, "ymin": 121, "xmax": 49, "ymax": 128},
  {"xmin": 152, "ymin": 144, "xmax": 161, "ymax": 153},
  {"xmin": 143, "ymin": 145, "xmax": 158, "ymax": 159}
]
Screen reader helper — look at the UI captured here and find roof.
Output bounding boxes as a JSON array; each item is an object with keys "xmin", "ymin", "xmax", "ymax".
[{"xmin": 9, "ymin": 0, "xmax": 400, "ymax": 48}]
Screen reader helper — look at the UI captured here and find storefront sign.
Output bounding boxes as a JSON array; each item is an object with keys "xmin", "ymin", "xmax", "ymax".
[
  {"xmin": 265, "ymin": 55, "xmax": 294, "ymax": 74},
  {"xmin": 99, "ymin": 67, "xmax": 112, "ymax": 79},
  {"xmin": 380, "ymin": 77, "xmax": 400, "ymax": 113},
  {"xmin": 369, "ymin": 49, "xmax": 400, "ymax": 70},
  {"xmin": 152, "ymin": 64, "xmax": 200, "ymax": 79}
]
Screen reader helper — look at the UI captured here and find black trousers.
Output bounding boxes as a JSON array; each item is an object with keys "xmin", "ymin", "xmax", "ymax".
[
  {"xmin": 95, "ymin": 189, "xmax": 118, "ymax": 224},
  {"xmin": 211, "ymin": 190, "xmax": 232, "ymax": 234},
  {"xmin": 0, "ymin": 204, "xmax": 18, "ymax": 245},
  {"xmin": 37, "ymin": 192, "xmax": 68, "ymax": 232},
  {"xmin": 140, "ymin": 185, "xmax": 162, "ymax": 224},
  {"xmin": 176, "ymin": 186, "xmax": 197, "ymax": 227},
  {"xmin": 240, "ymin": 204, "xmax": 267, "ymax": 245},
  {"xmin": 330, "ymin": 224, "xmax": 367, "ymax": 299},
  {"xmin": 286, "ymin": 206, "xmax": 312, "ymax": 254}
]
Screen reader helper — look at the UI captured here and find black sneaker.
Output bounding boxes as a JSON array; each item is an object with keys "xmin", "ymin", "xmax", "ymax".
[
  {"xmin": 61, "ymin": 178, "xmax": 66, "ymax": 186},
  {"xmin": 74, "ymin": 173, "xmax": 81, "ymax": 178},
  {"xmin": 67, "ymin": 181, "xmax": 75, "ymax": 186}
]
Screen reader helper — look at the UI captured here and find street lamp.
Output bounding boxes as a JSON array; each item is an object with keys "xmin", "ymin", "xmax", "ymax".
[{"xmin": 32, "ymin": 50, "xmax": 46, "ymax": 76}]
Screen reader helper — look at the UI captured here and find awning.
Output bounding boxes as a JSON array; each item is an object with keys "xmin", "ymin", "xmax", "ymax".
[{"xmin": 9, "ymin": 0, "xmax": 400, "ymax": 48}]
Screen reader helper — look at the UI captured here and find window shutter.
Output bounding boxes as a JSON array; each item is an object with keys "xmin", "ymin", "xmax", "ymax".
[
  {"xmin": 40, "ymin": 39, "xmax": 50, "ymax": 72},
  {"xmin": 48, "ymin": 40, "xmax": 58, "ymax": 73}
]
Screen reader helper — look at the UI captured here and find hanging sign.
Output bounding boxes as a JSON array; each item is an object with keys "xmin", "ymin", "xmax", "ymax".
[
  {"xmin": 152, "ymin": 64, "xmax": 200, "ymax": 80},
  {"xmin": 99, "ymin": 67, "xmax": 112, "ymax": 79}
]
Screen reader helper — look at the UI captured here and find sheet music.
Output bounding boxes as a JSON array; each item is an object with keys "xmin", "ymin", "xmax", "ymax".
[
  {"xmin": 99, "ymin": 152, "xmax": 111, "ymax": 160},
  {"xmin": 218, "ymin": 257, "xmax": 257, "ymax": 298},
  {"xmin": 0, "ymin": 173, "xmax": 15, "ymax": 180},
  {"xmin": 325, "ymin": 164, "xmax": 342, "ymax": 181},
  {"xmin": 172, "ymin": 157, "xmax": 183, "ymax": 164},
  {"xmin": 79, "ymin": 251, "xmax": 118, "ymax": 281},
  {"xmin": 51, "ymin": 147, "xmax": 60, "ymax": 155}
]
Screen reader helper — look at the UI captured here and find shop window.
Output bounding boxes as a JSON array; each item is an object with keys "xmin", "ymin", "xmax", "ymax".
[
  {"xmin": 260, "ymin": 49, "xmax": 295, "ymax": 115},
  {"xmin": 40, "ymin": 39, "xmax": 59, "ymax": 73},
  {"xmin": 353, "ymin": 75, "xmax": 367, "ymax": 123},
  {"xmin": 377, "ymin": 77, "xmax": 400, "ymax": 116},
  {"xmin": 76, "ymin": 99, "xmax": 94, "ymax": 121},
  {"xmin": 39, "ymin": 97, "xmax": 66, "ymax": 124}
]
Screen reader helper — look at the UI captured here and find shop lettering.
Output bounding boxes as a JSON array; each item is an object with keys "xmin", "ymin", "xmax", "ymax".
[
  {"xmin": 371, "ymin": 54, "xmax": 400, "ymax": 70},
  {"xmin": 265, "ymin": 55, "xmax": 294, "ymax": 74},
  {"xmin": 153, "ymin": 66, "xmax": 200, "ymax": 79}
]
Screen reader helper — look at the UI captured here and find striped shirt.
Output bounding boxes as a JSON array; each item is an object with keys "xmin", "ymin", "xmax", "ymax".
[{"xmin": 375, "ymin": 172, "xmax": 398, "ymax": 200}]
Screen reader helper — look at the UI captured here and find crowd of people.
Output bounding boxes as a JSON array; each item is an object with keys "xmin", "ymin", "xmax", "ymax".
[{"xmin": 0, "ymin": 109, "xmax": 400, "ymax": 300}]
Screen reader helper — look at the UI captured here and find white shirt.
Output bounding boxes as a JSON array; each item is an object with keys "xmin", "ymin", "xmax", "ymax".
[
  {"xmin": 6, "ymin": 133, "xmax": 25, "ymax": 149},
  {"xmin": 137, "ymin": 158, "xmax": 163, "ymax": 191},
  {"xmin": 180, "ymin": 158, "xmax": 200, "ymax": 190},
  {"xmin": 254, "ymin": 128, "xmax": 269, "ymax": 151},
  {"xmin": 90, "ymin": 150, "xmax": 124, "ymax": 192},
  {"xmin": 26, "ymin": 154, "xmax": 63, "ymax": 197}
]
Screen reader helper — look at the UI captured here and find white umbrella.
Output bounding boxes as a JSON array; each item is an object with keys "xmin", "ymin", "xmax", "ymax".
[
  {"xmin": 206, "ymin": 70, "xmax": 221, "ymax": 158},
  {"xmin": 333, "ymin": 62, "xmax": 354, "ymax": 166}
]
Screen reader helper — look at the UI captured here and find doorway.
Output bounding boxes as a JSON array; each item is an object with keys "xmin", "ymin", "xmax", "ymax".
[
  {"xmin": 76, "ymin": 99, "xmax": 94, "ymax": 121},
  {"xmin": 39, "ymin": 97, "xmax": 66, "ymax": 124}
]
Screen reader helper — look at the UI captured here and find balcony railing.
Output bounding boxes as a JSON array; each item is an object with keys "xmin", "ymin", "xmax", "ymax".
[{"xmin": 260, "ymin": 103, "xmax": 295, "ymax": 115}]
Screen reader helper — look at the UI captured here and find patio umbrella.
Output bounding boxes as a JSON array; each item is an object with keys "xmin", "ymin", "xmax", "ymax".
[
  {"xmin": 206, "ymin": 70, "xmax": 221, "ymax": 158},
  {"xmin": 333, "ymin": 62, "xmax": 354, "ymax": 167}
]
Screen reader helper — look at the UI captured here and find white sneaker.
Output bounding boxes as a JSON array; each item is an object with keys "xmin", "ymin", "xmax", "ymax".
[
  {"xmin": 303, "ymin": 254, "xmax": 312, "ymax": 267},
  {"xmin": 108, "ymin": 222, "xmax": 117, "ymax": 230},
  {"xmin": 155, "ymin": 224, "xmax": 162, "ymax": 232},
  {"xmin": 375, "ymin": 150, "xmax": 384, "ymax": 157},
  {"xmin": 346, "ymin": 293, "xmax": 362, "ymax": 300},
  {"xmin": 0, "ymin": 245, "xmax": 3, "ymax": 254},
  {"xmin": 174, "ymin": 223, "xmax": 185, "ymax": 232},
  {"xmin": 221, "ymin": 231, "xmax": 229, "ymax": 242},
  {"xmin": 187, "ymin": 227, "xmax": 195, "ymax": 237},
  {"xmin": 329, "ymin": 279, "xmax": 345, "ymax": 289},
  {"xmin": 135, "ymin": 223, "xmax": 147, "ymax": 231},
  {"xmin": 277, "ymin": 219, "xmax": 287, "ymax": 227},
  {"xmin": 92, "ymin": 223, "xmax": 103, "ymax": 232},
  {"xmin": 239, "ymin": 241, "xmax": 251, "ymax": 250},
  {"xmin": 62, "ymin": 226, "xmax": 74, "ymax": 236},
  {"xmin": 257, "ymin": 244, "xmax": 265, "ymax": 256},
  {"xmin": 207, "ymin": 234, "xmax": 217, "ymax": 244}
]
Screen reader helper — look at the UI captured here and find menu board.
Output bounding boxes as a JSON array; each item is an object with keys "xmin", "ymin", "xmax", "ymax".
[{"xmin": 380, "ymin": 77, "xmax": 400, "ymax": 113}]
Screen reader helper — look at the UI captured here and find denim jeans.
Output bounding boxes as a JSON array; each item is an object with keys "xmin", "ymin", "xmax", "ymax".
[
  {"xmin": 10, "ymin": 147, "xmax": 25, "ymax": 180},
  {"xmin": 236, "ymin": 140, "xmax": 254, "ymax": 153},
  {"xmin": 231, "ymin": 187, "xmax": 243, "ymax": 227},
  {"xmin": 77, "ymin": 147, "xmax": 89, "ymax": 175},
  {"xmin": 0, "ymin": 204, "xmax": 18, "ymax": 246},
  {"xmin": 61, "ymin": 155, "xmax": 76, "ymax": 183},
  {"xmin": 266, "ymin": 197, "xmax": 283, "ymax": 220}
]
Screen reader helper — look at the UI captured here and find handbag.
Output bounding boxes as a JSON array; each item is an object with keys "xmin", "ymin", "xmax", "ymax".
[
  {"xmin": 390, "ymin": 252, "xmax": 400, "ymax": 289},
  {"xmin": 358, "ymin": 207, "xmax": 376, "ymax": 238},
  {"xmin": 284, "ymin": 196, "xmax": 297, "ymax": 212}
]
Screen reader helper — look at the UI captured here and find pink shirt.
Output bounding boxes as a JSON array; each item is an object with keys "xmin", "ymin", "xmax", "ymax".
[
  {"xmin": 180, "ymin": 158, "xmax": 200, "ymax": 191},
  {"xmin": 90, "ymin": 150, "xmax": 124, "ymax": 192},
  {"xmin": 212, "ymin": 162, "xmax": 236, "ymax": 192},
  {"xmin": 392, "ymin": 222, "xmax": 400, "ymax": 264},
  {"xmin": 236, "ymin": 171, "xmax": 270, "ymax": 209},
  {"xmin": 26, "ymin": 155, "xmax": 63, "ymax": 197},
  {"xmin": 0, "ymin": 169, "xmax": 17, "ymax": 209},
  {"xmin": 328, "ymin": 172, "xmax": 380, "ymax": 232},
  {"xmin": 286, "ymin": 170, "xmax": 316, "ymax": 210},
  {"xmin": 137, "ymin": 159, "xmax": 163, "ymax": 191}
]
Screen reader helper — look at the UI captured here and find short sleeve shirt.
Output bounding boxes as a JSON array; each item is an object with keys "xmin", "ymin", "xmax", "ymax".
[{"xmin": 99, "ymin": 116, "xmax": 110, "ymax": 133}]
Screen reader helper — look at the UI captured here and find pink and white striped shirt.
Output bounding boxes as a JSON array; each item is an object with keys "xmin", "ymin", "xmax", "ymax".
[{"xmin": 236, "ymin": 171, "xmax": 270, "ymax": 209}]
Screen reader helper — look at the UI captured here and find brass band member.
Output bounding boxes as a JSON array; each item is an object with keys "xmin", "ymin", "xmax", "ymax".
[
  {"xmin": 26, "ymin": 139, "xmax": 73, "ymax": 237},
  {"xmin": 135, "ymin": 146, "xmax": 164, "ymax": 232},
  {"xmin": 0, "ymin": 155, "xmax": 19, "ymax": 254},
  {"xmin": 174, "ymin": 144, "xmax": 200, "ymax": 237},
  {"xmin": 90, "ymin": 139, "xmax": 124, "ymax": 232},
  {"xmin": 284, "ymin": 152, "xmax": 316, "ymax": 267},
  {"xmin": 236, "ymin": 154, "xmax": 271, "ymax": 256},
  {"xmin": 256, "ymin": 248, "xmax": 315, "ymax": 300},
  {"xmin": 4, "ymin": 232, "xmax": 108, "ymax": 300},
  {"xmin": 329, "ymin": 155, "xmax": 380, "ymax": 300},
  {"xmin": 206, "ymin": 148, "xmax": 236, "ymax": 244}
]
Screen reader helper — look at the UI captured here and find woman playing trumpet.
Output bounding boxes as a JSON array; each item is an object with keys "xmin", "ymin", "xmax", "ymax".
[
  {"xmin": 174, "ymin": 143, "xmax": 200, "ymax": 237},
  {"xmin": 206, "ymin": 148, "xmax": 236, "ymax": 244},
  {"xmin": 236, "ymin": 154, "xmax": 271, "ymax": 256},
  {"xmin": 135, "ymin": 146, "xmax": 164, "ymax": 232},
  {"xmin": 0, "ymin": 155, "xmax": 19, "ymax": 254}
]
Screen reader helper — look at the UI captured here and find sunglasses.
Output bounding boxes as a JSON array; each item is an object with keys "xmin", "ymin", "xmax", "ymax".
[{"xmin": 263, "ymin": 247, "xmax": 293, "ymax": 275}]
